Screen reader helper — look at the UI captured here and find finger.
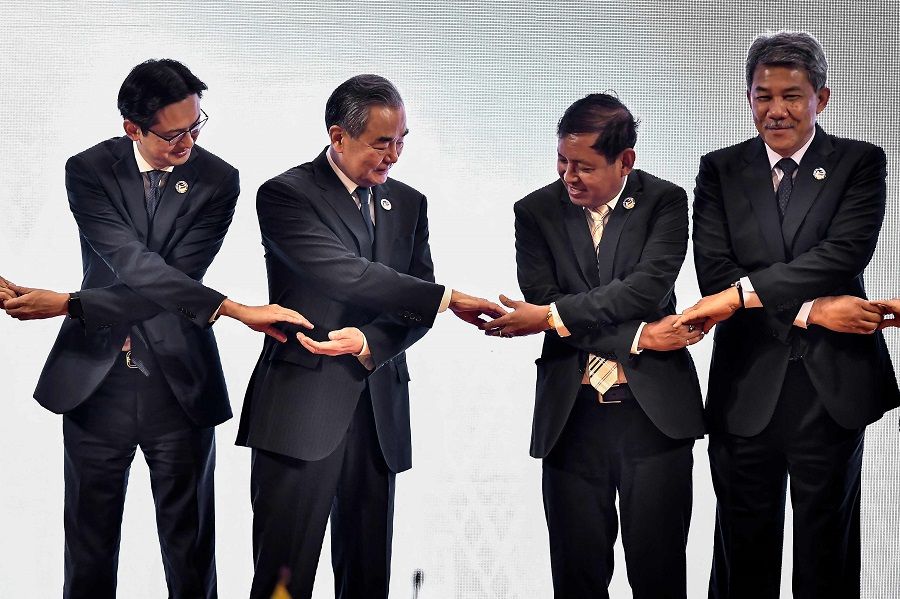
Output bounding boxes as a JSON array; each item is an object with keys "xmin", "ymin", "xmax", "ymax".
[
  {"xmin": 297, "ymin": 332, "xmax": 317, "ymax": 352},
  {"xmin": 9, "ymin": 283, "xmax": 31, "ymax": 295},
  {"xmin": 671, "ymin": 312, "xmax": 692, "ymax": 328},
  {"xmin": 263, "ymin": 326, "xmax": 287, "ymax": 343},
  {"xmin": 878, "ymin": 318, "xmax": 899, "ymax": 330},
  {"xmin": 278, "ymin": 308, "xmax": 314, "ymax": 329},
  {"xmin": 498, "ymin": 294, "xmax": 520, "ymax": 310},
  {"xmin": 328, "ymin": 328, "xmax": 354, "ymax": 341},
  {"xmin": 4, "ymin": 296, "xmax": 24, "ymax": 310},
  {"xmin": 702, "ymin": 319, "xmax": 716, "ymax": 334},
  {"xmin": 484, "ymin": 327, "xmax": 504, "ymax": 337},
  {"xmin": 481, "ymin": 314, "xmax": 511, "ymax": 330}
]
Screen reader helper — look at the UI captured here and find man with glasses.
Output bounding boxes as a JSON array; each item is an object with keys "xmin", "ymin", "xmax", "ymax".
[
  {"xmin": 238, "ymin": 74, "xmax": 503, "ymax": 598},
  {"xmin": 0, "ymin": 59, "xmax": 306, "ymax": 598}
]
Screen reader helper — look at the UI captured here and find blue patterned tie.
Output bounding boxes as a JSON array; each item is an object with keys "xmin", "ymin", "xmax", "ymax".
[
  {"xmin": 145, "ymin": 170, "xmax": 164, "ymax": 220},
  {"xmin": 776, "ymin": 158, "xmax": 797, "ymax": 218}
]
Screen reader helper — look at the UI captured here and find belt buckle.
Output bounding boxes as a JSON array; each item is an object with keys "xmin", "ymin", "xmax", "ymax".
[
  {"xmin": 597, "ymin": 385, "xmax": 622, "ymax": 404},
  {"xmin": 125, "ymin": 350, "xmax": 140, "ymax": 369}
]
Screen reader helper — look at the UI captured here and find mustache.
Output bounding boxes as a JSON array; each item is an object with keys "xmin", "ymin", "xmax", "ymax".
[{"xmin": 764, "ymin": 121, "xmax": 794, "ymax": 130}]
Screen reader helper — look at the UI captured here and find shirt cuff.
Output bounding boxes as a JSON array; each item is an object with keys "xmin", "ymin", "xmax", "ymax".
[
  {"xmin": 794, "ymin": 300, "xmax": 815, "ymax": 329},
  {"xmin": 739, "ymin": 276, "xmax": 759, "ymax": 305},
  {"xmin": 437, "ymin": 286, "xmax": 452, "ymax": 313},
  {"xmin": 209, "ymin": 298, "xmax": 226, "ymax": 323},
  {"xmin": 631, "ymin": 322, "xmax": 647, "ymax": 354},
  {"xmin": 549, "ymin": 302, "xmax": 571, "ymax": 337},
  {"xmin": 354, "ymin": 332, "xmax": 375, "ymax": 371}
]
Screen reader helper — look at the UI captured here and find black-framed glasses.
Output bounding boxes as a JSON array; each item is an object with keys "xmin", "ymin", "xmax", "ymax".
[{"xmin": 147, "ymin": 109, "xmax": 208, "ymax": 146}]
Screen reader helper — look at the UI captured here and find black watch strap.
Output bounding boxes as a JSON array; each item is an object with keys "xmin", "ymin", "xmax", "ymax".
[{"xmin": 67, "ymin": 292, "xmax": 84, "ymax": 320}]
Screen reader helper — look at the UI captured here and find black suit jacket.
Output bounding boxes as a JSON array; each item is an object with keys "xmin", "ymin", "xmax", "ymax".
[
  {"xmin": 515, "ymin": 171, "xmax": 705, "ymax": 458},
  {"xmin": 693, "ymin": 125, "xmax": 900, "ymax": 435},
  {"xmin": 236, "ymin": 149, "xmax": 445, "ymax": 473},
  {"xmin": 34, "ymin": 135, "xmax": 239, "ymax": 427}
]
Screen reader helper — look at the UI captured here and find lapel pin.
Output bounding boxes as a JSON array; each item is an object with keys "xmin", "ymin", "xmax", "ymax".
[
  {"xmin": 175, "ymin": 180, "xmax": 189, "ymax": 194},
  {"xmin": 812, "ymin": 167, "xmax": 826, "ymax": 181},
  {"xmin": 380, "ymin": 198, "xmax": 392, "ymax": 211},
  {"xmin": 622, "ymin": 197, "xmax": 636, "ymax": 210}
]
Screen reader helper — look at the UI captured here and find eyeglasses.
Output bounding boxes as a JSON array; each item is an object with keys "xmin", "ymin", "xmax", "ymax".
[{"xmin": 147, "ymin": 109, "xmax": 209, "ymax": 146}]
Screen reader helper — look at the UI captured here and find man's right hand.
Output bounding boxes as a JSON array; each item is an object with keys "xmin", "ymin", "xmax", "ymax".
[
  {"xmin": 807, "ymin": 295, "xmax": 883, "ymax": 334},
  {"xmin": 219, "ymin": 299, "xmax": 313, "ymax": 342},
  {"xmin": 0, "ymin": 276, "xmax": 19, "ymax": 308},
  {"xmin": 448, "ymin": 290, "xmax": 507, "ymax": 328},
  {"xmin": 874, "ymin": 298, "xmax": 900, "ymax": 329},
  {"xmin": 638, "ymin": 314, "xmax": 705, "ymax": 351}
]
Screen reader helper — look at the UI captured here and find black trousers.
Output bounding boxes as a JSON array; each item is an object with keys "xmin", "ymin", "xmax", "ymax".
[
  {"xmin": 709, "ymin": 362, "xmax": 864, "ymax": 599},
  {"xmin": 62, "ymin": 353, "xmax": 216, "ymax": 599},
  {"xmin": 542, "ymin": 384, "xmax": 694, "ymax": 599},
  {"xmin": 249, "ymin": 389, "xmax": 395, "ymax": 599}
]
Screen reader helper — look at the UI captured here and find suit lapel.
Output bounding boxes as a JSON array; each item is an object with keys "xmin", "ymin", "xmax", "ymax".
[
  {"xmin": 596, "ymin": 175, "xmax": 638, "ymax": 286},
  {"xmin": 781, "ymin": 127, "xmax": 835, "ymax": 250},
  {"xmin": 148, "ymin": 155, "xmax": 199, "ymax": 252},
  {"xmin": 372, "ymin": 185, "xmax": 394, "ymax": 264},
  {"xmin": 313, "ymin": 150, "xmax": 373, "ymax": 259},
  {"xmin": 111, "ymin": 138, "xmax": 149, "ymax": 243},
  {"xmin": 561, "ymin": 190, "xmax": 600, "ymax": 288},
  {"xmin": 741, "ymin": 137, "xmax": 786, "ymax": 263}
]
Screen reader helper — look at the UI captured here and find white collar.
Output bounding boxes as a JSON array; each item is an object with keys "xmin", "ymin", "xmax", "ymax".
[
  {"xmin": 132, "ymin": 141, "xmax": 175, "ymax": 173},
  {"xmin": 585, "ymin": 174, "xmax": 629, "ymax": 217},
  {"xmin": 764, "ymin": 129, "xmax": 816, "ymax": 171},
  {"xmin": 326, "ymin": 147, "xmax": 362, "ymax": 195}
]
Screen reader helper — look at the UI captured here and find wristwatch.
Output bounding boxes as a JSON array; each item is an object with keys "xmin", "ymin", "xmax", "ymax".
[
  {"xmin": 730, "ymin": 280, "xmax": 746, "ymax": 309},
  {"xmin": 546, "ymin": 308, "xmax": 557, "ymax": 331},
  {"xmin": 67, "ymin": 292, "xmax": 84, "ymax": 320}
]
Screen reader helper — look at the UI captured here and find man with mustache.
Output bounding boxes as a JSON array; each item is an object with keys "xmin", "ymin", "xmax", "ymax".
[{"xmin": 676, "ymin": 31, "xmax": 899, "ymax": 598}]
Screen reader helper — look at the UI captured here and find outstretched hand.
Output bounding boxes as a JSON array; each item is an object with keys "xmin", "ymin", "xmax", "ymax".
[
  {"xmin": 448, "ymin": 289, "xmax": 507, "ymax": 328},
  {"xmin": 220, "ymin": 299, "xmax": 313, "ymax": 343},
  {"xmin": 482, "ymin": 295, "xmax": 549, "ymax": 337},
  {"xmin": 297, "ymin": 327, "xmax": 365, "ymax": 356}
]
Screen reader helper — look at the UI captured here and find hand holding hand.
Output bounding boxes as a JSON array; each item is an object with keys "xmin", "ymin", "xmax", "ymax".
[
  {"xmin": 638, "ymin": 314, "xmax": 705, "ymax": 351},
  {"xmin": 482, "ymin": 295, "xmax": 549, "ymax": 337},
  {"xmin": 220, "ymin": 299, "xmax": 313, "ymax": 342},
  {"xmin": 4, "ymin": 284, "xmax": 69, "ymax": 320},
  {"xmin": 874, "ymin": 298, "xmax": 900, "ymax": 329},
  {"xmin": 449, "ymin": 289, "xmax": 507, "ymax": 328},
  {"xmin": 297, "ymin": 327, "xmax": 365, "ymax": 356},
  {"xmin": 673, "ymin": 287, "xmax": 742, "ymax": 333},
  {"xmin": 808, "ymin": 295, "xmax": 883, "ymax": 334}
]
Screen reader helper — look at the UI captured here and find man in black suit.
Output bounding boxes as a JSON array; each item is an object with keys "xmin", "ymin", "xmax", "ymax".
[
  {"xmin": 483, "ymin": 94, "xmax": 705, "ymax": 599},
  {"xmin": 0, "ymin": 59, "xmax": 305, "ymax": 599},
  {"xmin": 676, "ymin": 31, "xmax": 900, "ymax": 598},
  {"xmin": 238, "ymin": 74, "xmax": 503, "ymax": 599}
]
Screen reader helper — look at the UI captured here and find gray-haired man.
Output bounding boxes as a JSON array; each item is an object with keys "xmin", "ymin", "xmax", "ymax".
[{"xmin": 678, "ymin": 31, "xmax": 899, "ymax": 598}]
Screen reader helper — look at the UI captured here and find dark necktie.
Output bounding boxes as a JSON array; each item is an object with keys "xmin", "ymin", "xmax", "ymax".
[
  {"xmin": 775, "ymin": 157, "xmax": 797, "ymax": 218},
  {"xmin": 145, "ymin": 170, "xmax": 165, "ymax": 220},
  {"xmin": 357, "ymin": 186, "xmax": 375, "ymax": 242}
]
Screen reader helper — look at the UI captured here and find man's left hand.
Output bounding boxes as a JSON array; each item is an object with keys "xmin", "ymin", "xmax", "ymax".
[
  {"xmin": 482, "ymin": 295, "xmax": 550, "ymax": 337},
  {"xmin": 4, "ymin": 287, "xmax": 69, "ymax": 320},
  {"xmin": 297, "ymin": 327, "xmax": 365, "ymax": 356},
  {"xmin": 673, "ymin": 287, "xmax": 742, "ymax": 333}
]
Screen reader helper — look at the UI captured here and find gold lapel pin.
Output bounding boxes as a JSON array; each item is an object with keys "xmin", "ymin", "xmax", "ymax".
[
  {"xmin": 622, "ymin": 197, "xmax": 636, "ymax": 210},
  {"xmin": 813, "ymin": 168, "xmax": 826, "ymax": 181},
  {"xmin": 175, "ymin": 180, "xmax": 189, "ymax": 194},
  {"xmin": 380, "ymin": 198, "xmax": 392, "ymax": 211}
]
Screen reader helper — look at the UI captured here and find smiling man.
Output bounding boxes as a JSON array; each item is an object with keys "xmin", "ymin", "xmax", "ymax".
[
  {"xmin": 482, "ymin": 94, "xmax": 704, "ymax": 598},
  {"xmin": 0, "ymin": 59, "xmax": 308, "ymax": 599},
  {"xmin": 239, "ymin": 74, "xmax": 503, "ymax": 598},
  {"xmin": 679, "ymin": 31, "xmax": 900, "ymax": 598}
]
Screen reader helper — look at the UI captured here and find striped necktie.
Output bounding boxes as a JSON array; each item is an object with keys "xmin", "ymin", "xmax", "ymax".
[{"xmin": 585, "ymin": 205, "xmax": 619, "ymax": 398}]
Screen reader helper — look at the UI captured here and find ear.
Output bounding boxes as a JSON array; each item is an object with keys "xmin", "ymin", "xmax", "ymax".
[
  {"xmin": 619, "ymin": 148, "xmax": 636, "ymax": 175},
  {"xmin": 123, "ymin": 120, "xmax": 142, "ymax": 142},
  {"xmin": 328, "ymin": 125, "xmax": 346, "ymax": 153},
  {"xmin": 815, "ymin": 86, "xmax": 831, "ymax": 114}
]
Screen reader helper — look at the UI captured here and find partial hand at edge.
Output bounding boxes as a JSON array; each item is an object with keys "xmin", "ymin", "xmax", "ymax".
[
  {"xmin": 219, "ymin": 299, "xmax": 313, "ymax": 343},
  {"xmin": 874, "ymin": 298, "xmax": 900, "ymax": 329},
  {"xmin": 448, "ymin": 289, "xmax": 507, "ymax": 328},
  {"xmin": 482, "ymin": 294, "xmax": 548, "ymax": 337},
  {"xmin": 297, "ymin": 327, "xmax": 365, "ymax": 356}
]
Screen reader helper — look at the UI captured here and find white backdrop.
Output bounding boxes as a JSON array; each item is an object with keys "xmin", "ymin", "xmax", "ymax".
[{"xmin": 1, "ymin": 1, "xmax": 898, "ymax": 597}]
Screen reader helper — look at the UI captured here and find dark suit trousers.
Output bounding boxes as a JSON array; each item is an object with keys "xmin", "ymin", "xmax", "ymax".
[
  {"xmin": 249, "ymin": 388, "xmax": 394, "ymax": 599},
  {"xmin": 709, "ymin": 362, "xmax": 864, "ymax": 599},
  {"xmin": 62, "ymin": 353, "xmax": 216, "ymax": 599},
  {"xmin": 542, "ymin": 385, "xmax": 694, "ymax": 599}
]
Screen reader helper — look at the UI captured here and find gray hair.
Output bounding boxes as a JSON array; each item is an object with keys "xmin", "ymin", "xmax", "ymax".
[
  {"xmin": 325, "ymin": 74, "xmax": 404, "ymax": 137},
  {"xmin": 745, "ymin": 30, "xmax": 828, "ymax": 91}
]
